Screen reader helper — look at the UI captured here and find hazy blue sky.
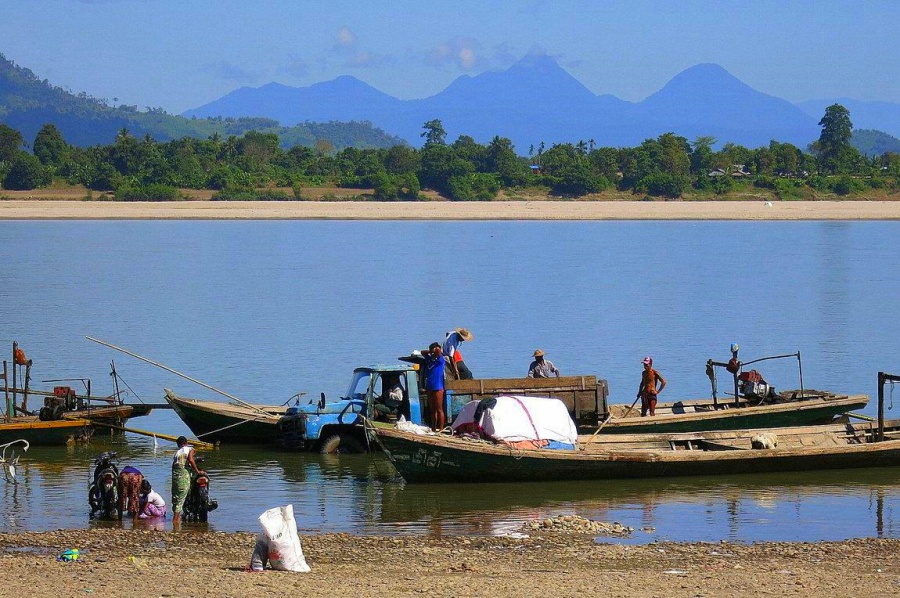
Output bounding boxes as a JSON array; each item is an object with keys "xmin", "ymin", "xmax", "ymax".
[{"xmin": 2, "ymin": 0, "xmax": 897, "ymax": 113}]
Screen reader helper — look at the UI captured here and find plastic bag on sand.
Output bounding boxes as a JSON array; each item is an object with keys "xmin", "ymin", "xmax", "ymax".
[{"xmin": 257, "ymin": 504, "xmax": 310, "ymax": 572}]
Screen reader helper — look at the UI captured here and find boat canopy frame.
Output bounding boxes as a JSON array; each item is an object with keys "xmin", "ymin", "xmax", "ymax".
[{"xmin": 706, "ymin": 345, "xmax": 804, "ymax": 408}]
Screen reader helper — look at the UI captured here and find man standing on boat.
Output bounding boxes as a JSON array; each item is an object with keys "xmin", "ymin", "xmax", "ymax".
[
  {"xmin": 423, "ymin": 343, "xmax": 447, "ymax": 431},
  {"xmin": 637, "ymin": 356, "xmax": 666, "ymax": 417},
  {"xmin": 443, "ymin": 328, "xmax": 474, "ymax": 380},
  {"xmin": 527, "ymin": 350, "xmax": 560, "ymax": 378}
]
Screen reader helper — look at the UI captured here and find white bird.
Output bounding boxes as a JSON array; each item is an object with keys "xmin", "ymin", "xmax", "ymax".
[{"xmin": 764, "ymin": 201, "xmax": 773, "ymax": 207}]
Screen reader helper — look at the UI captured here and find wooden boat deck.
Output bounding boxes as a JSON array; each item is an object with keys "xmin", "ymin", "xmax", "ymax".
[
  {"xmin": 590, "ymin": 390, "xmax": 868, "ymax": 433},
  {"xmin": 372, "ymin": 418, "xmax": 900, "ymax": 483}
]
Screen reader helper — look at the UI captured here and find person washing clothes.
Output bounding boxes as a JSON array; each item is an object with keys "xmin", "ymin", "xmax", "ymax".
[{"xmin": 138, "ymin": 479, "xmax": 167, "ymax": 519}]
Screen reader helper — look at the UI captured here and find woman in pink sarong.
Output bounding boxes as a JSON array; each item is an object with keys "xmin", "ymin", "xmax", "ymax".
[{"xmin": 138, "ymin": 479, "xmax": 167, "ymax": 519}]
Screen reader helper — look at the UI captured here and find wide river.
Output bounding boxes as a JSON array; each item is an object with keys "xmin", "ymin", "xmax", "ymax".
[{"xmin": 0, "ymin": 220, "xmax": 898, "ymax": 542}]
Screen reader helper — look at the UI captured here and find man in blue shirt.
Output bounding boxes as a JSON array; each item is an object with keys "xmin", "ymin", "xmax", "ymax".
[{"xmin": 423, "ymin": 342, "xmax": 447, "ymax": 431}]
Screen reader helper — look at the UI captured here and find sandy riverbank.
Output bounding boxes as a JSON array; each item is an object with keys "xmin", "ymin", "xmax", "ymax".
[
  {"xmin": 0, "ymin": 528, "xmax": 896, "ymax": 597},
  {"xmin": 1, "ymin": 198, "xmax": 900, "ymax": 220}
]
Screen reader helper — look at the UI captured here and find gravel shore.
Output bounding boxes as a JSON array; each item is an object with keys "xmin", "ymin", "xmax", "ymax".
[{"xmin": 1, "ymin": 528, "xmax": 897, "ymax": 597}]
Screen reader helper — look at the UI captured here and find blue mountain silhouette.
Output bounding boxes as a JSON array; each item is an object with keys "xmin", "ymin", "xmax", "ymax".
[{"xmin": 183, "ymin": 55, "xmax": 890, "ymax": 151}]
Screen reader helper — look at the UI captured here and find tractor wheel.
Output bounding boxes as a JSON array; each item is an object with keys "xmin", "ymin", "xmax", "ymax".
[{"xmin": 318, "ymin": 433, "xmax": 366, "ymax": 454}]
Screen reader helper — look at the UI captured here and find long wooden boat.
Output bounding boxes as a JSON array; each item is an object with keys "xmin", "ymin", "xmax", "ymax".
[
  {"xmin": 371, "ymin": 419, "xmax": 900, "ymax": 484},
  {"xmin": 164, "ymin": 389, "xmax": 286, "ymax": 443},
  {"xmin": 3, "ymin": 346, "xmax": 153, "ymax": 428},
  {"xmin": 0, "ymin": 417, "xmax": 93, "ymax": 446},
  {"xmin": 447, "ymin": 350, "xmax": 868, "ymax": 435},
  {"xmin": 60, "ymin": 403, "xmax": 154, "ymax": 425},
  {"xmin": 593, "ymin": 390, "xmax": 868, "ymax": 434}
]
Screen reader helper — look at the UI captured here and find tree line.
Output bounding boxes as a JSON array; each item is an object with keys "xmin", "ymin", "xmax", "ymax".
[{"xmin": 0, "ymin": 104, "xmax": 897, "ymax": 201}]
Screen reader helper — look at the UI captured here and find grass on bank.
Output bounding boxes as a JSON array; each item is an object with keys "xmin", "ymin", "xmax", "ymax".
[{"xmin": 2, "ymin": 183, "xmax": 899, "ymax": 203}]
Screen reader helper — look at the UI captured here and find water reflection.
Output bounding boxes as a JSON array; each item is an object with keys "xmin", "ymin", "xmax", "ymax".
[
  {"xmin": 2, "ymin": 221, "xmax": 900, "ymax": 541},
  {"xmin": 1, "ymin": 435, "xmax": 898, "ymax": 542}
]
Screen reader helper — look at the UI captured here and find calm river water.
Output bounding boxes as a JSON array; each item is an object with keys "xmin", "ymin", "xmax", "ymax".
[{"xmin": 0, "ymin": 220, "xmax": 898, "ymax": 542}]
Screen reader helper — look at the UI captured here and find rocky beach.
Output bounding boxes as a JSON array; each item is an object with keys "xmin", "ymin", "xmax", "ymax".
[{"xmin": 0, "ymin": 526, "xmax": 897, "ymax": 597}]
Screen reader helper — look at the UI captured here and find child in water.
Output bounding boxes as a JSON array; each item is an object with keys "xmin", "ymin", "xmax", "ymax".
[{"xmin": 138, "ymin": 479, "xmax": 167, "ymax": 519}]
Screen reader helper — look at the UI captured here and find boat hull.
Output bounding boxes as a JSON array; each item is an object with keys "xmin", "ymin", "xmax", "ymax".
[
  {"xmin": 588, "ymin": 393, "xmax": 869, "ymax": 434},
  {"xmin": 0, "ymin": 418, "xmax": 93, "ymax": 446},
  {"xmin": 62, "ymin": 404, "xmax": 153, "ymax": 426},
  {"xmin": 373, "ymin": 424, "xmax": 900, "ymax": 484},
  {"xmin": 164, "ymin": 390, "xmax": 283, "ymax": 443}
]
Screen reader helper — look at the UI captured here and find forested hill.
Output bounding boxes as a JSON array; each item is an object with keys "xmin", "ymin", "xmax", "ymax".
[
  {"xmin": 849, "ymin": 129, "xmax": 900, "ymax": 157},
  {"xmin": 0, "ymin": 54, "xmax": 405, "ymax": 149}
]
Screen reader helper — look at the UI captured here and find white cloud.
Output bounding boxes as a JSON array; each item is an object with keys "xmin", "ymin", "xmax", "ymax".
[
  {"xmin": 427, "ymin": 37, "xmax": 482, "ymax": 71},
  {"xmin": 458, "ymin": 48, "xmax": 476, "ymax": 69},
  {"xmin": 336, "ymin": 26, "xmax": 356, "ymax": 48}
]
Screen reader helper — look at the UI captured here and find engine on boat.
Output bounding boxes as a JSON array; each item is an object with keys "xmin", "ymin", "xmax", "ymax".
[{"xmin": 739, "ymin": 370, "xmax": 775, "ymax": 400}]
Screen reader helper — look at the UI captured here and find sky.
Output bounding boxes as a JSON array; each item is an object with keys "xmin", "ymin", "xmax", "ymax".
[{"xmin": 2, "ymin": 0, "xmax": 898, "ymax": 114}]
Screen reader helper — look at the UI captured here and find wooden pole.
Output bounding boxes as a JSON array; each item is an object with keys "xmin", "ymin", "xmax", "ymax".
[
  {"xmin": 878, "ymin": 371, "xmax": 885, "ymax": 442},
  {"xmin": 875, "ymin": 372, "xmax": 900, "ymax": 442},
  {"xmin": 2, "ymin": 361, "xmax": 8, "ymax": 422},
  {"xmin": 622, "ymin": 394, "xmax": 641, "ymax": 418},
  {"xmin": 90, "ymin": 420, "xmax": 216, "ymax": 450},
  {"xmin": 85, "ymin": 337, "xmax": 270, "ymax": 417},
  {"xmin": 588, "ymin": 414, "xmax": 613, "ymax": 439},
  {"xmin": 11, "ymin": 342, "xmax": 17, "ymax": 412}
]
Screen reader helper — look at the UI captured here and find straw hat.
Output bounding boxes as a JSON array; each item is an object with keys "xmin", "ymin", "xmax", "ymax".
[
  {"xmin": 533, "ymin": 349, "xmax": 545, "ymax": 358},
  {"xmin": 455, "ymin": 328, "xmax": 473, "ymax": 341}
]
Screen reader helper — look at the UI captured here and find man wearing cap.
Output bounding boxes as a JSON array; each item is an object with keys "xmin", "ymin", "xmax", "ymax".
[
  {"xmin": 637, "ymin": 356, "xmax": 666, "ymax": 417},
  {"xmin": 443, "ymin": 328, "xmax": 474, "ymax": 380},
  {"xmin": 527, "ymin": 350, "xmax": 560, "ymax": 378}
]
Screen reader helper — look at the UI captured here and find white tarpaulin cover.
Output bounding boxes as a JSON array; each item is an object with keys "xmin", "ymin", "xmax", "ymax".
[{"xmin": 451, "ymin": 395, "xmax": 578, "ymax": 445}]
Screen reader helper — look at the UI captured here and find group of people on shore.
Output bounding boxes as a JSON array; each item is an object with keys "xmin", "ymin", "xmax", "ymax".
[{"xmin": 114, "ymin": 435, "xmax": 205, "ymax": 525}]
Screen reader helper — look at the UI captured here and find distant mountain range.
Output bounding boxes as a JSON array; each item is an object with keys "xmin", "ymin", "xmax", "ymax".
[
  {"xmin": 183, "ymin": 54, "xmax": 900, "ymax": 152},
  {"xmin": 1, "ymin": 51, "xmax": 898, "ymax": 154},
  {"xmin": 0, "ymin": 53, "xmax": 404, "ymax": 150}
]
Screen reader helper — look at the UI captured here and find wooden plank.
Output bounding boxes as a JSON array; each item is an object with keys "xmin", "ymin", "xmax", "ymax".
[
  {"xmin": 446, "ymin": 375, "xmax": 597, "ymax": 393},
  {"xmin": 91, "ymin": 421, "xmax": 216, "ymax": 450}
]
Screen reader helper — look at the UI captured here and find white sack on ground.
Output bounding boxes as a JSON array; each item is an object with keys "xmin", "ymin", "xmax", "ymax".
[
  {"xmin": 451, "ymin": 395, "xmax": 578, "ymax": 445},
  {"xmin": 258, "ymin": 504, "xmax": 311, "ymax": 572}
]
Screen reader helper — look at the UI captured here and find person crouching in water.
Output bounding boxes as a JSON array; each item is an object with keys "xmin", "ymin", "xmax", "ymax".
[
  {"xmin": 118, "ymin": 465, "xmax": 143, "ymax": 517},
  {"xmin": 171, "ymin": 435, "xmax": 203, "ymax": 525},
  {"xmin": 138, "ymin": 479, "xmax": 167, "ymax": 519},
  {"xmin": 637, "ymin": 356, "xmax": 666, "ymax": 417},
  {"xmin": 423, "ymin": 342, "xmax": 446, "ymax": 431}
]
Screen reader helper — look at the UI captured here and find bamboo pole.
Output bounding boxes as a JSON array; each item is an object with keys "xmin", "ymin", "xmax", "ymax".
[
  {"xmin": 90, "ymin": 420, "xmax": 216, "ymax": 450},
  {"xmin": 2, "ymin": 361, "xmax": 8, "ymax": 422},
  {"xmin": 878, "ymin": 372, "xmax": 885, "ymax": 442},
  {"xmin": 846, "ymin": 411, "xmax": 876, "ymax": 422},
  {"xmin": 85, "ymin": 337, "xmax": 270, "ymax": 417}
]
